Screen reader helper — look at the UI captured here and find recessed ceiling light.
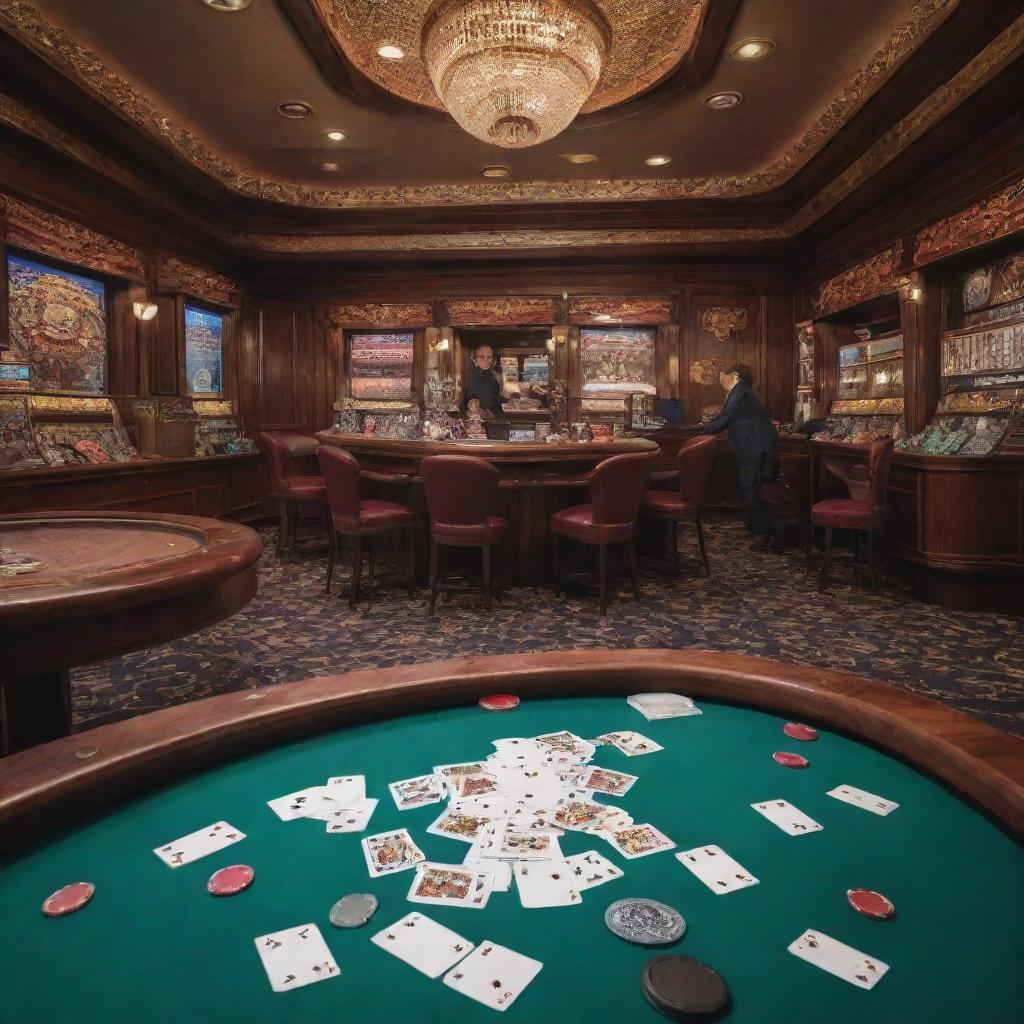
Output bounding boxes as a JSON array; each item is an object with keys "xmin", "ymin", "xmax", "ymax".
[
  {"xmin": 199, "ymin": 0, "xmax": 252, "ymax": 11},
  {"xmin": 644, "ymin": 155, "xmax": 671, "ymax": 167},
  {"xmin": 594, "ymin": 314, "xmax": 613, "ymax": 321},
  {"xmin": 377, "ymin": 43, "xmax": 405, "ymax": 60},
  {"xmin": 705, "ymin": 92, "xmax": 742, "ymax": 110},
  {"xmin": 729, "ymin": 38, "xmax": 775, "ymax": 62},
  {"xmin": 481, "ymin": 165, "xmax": 511, "ymax": 178},
  {"xmin": 276, "ymin": 101, "xmax": 314, "ymax": 119},
  {"xmin": 561, "ymin": 153, "xmax": 598, "ymax": 164},
  {"xmin": 321, "ymin": 162, "xmax": 339, "ymax": 172},
  {"xmin": 325, "ymin": 130, "xmax": 346, "ymax": 142}
]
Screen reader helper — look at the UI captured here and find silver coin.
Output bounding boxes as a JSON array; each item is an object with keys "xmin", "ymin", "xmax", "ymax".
[
  {"xmin": 604, "ymin": 898, "xmax": 685, "ymax": 945},
  {"xmin": 329, "ymin": 893, "xmax": 378, "ymax": 928}
]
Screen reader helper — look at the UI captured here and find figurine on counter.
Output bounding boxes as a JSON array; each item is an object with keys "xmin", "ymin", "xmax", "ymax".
[
  {"xmin": 465, "ymin": 398, "xmax": 488, "ymax": 439},
  {"xmin": 363, "ymin": 415, "xmax": 376, "ymax": 435}
]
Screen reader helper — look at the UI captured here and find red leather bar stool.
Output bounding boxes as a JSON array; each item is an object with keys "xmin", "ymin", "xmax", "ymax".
[
  {"xmin": 811, "ymin": 437, "xmax": 893, "ymax": 591},
  {"xmin": 258, "ymin": 431, "xmax": 327, "ymax": 559},
  {"xmin": 639, "ymin": 434, "xmax": 718, "ymax": 577},
  {"xmin": 550, "ymin": 451, "xmax": 653, "ymax": 615},
  {"xmin": 420, "ymin": 455, "xmax": 507, "ymax": 615},
  {"xmin": 317, "ymin": 445, "xmax": 415, "ymax": 609}
]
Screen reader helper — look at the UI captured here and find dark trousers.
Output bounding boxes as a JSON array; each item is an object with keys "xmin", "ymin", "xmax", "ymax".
[{"xmin": 736, "ymin": 452, "xmax": 772, "ymax": 537}]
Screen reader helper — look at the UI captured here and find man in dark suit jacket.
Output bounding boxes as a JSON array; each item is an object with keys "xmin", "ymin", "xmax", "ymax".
[{"xmin": 699, "ymin": 363, "xmax": 778, "ymax": 549}]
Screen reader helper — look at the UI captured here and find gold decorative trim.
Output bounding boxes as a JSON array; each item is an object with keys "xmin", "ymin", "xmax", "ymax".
[
  {"xmin": 159, "ymin": 254, "xmax": 239, "ymax": 307},
  {"xmin": 324, "ymin": 302, "xmax": 433, "ymax": 327},
  {"xmin": 806, "ymin": 244, "xmax": 904, "ymax": 320},
  {"xmin": 701, "ymin": 307, "xmax": 748, "ymax": 343},
  {"xmin": 689, "ymin": 358, "xmax": 729, "ymax": 386},
  {"xmin": 446, "ymin": 297, "xmax": 556, "ymax": 326},
  {"xmin": 569, "ymin": 297, "xmax": 672, "ymax": 325},
  {"xmin": 994, "ymin": 253, "xmax": 1024, "ymax": 306},
  {"xmin": 1, "ymin": 193, "xmax": 146, "ymax": 280}
]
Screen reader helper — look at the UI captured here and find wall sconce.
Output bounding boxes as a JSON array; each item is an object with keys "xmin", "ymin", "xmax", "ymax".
[
  {"xmin": 546, "ymin": 337, "xmax": 556, "ymax": 353},
  {"xmin": 133, "ymin": 301, "xmax": 158, "ymax": 321},
  {"xmin": 909, "ymin": 287, "xmax": 922, "ymax": 302}
]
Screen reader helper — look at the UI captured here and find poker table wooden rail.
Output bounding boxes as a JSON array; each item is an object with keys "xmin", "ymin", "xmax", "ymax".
[{"xmin": 1, "ymin": 649, "xmax": 1022, "ymax": 854}]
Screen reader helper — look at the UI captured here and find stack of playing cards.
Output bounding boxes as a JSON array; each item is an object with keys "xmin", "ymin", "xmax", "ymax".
[
  {"xmin": 626, "ymin": 693, "xmax": 702, "ymax": 721},
  {"xmin": 267, "ymin": 775, "xmax": 378, "ymax": 834}
]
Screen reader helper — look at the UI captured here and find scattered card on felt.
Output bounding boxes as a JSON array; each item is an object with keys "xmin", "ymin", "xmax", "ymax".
[
  {"xmin": 389, "ymin": 773, "xmax": 444, "ymax": 810},
  {"xmin": 605, "ymin": 823, "xmax": 676, "ymax": 859},
  {"xmin": 580, "ymin": 766, "xmax": 638, "ymax": 797},
  {"xmin": 676, "ymin": 844, "xmax": 759, "ymax": 894},
  {"xmin": 266, "ymin": 786, "xmax": 335, "ymax": 821},
  {"xmin": 565, "ymin": 850, "xmax": 623, "ymax": 890},
  {"xmin": 361, "ymin": 829, "xmax": 426, "ymax": 876},
  {"xmin": 427, "ymin": 807, "xmax": 502, "ymax": 843},
  {"xmin": 254, "ymin": 923, "xmax": 339, "ymax": 993},
  {"xmin": 597, "ymin": 731, "xmax": 664, "ymax": 756},
  {"xmin": 463, "ymin": 848, "xmax": 513, "ymax": 892},
  {"xmin": 324, "ymin": 798, "xmax": 378, "ymax": 834},
  {"xmin": 325, "ymin": 775, "xmax": 365, "ymax": 806},
  {"xmin": 626, "ymin": 693, "xmax": 702, "ymax": 720},
  {"xmin": 443, "ymin": 941, "xmax": 543, "ymax": 1012},
  {"xmin": 514, "ymin": 859, "xmax": 581, "ymax": 908},
  {"xmin": 788, "ymin": 929, "xmax": 889, "ymax": 990},
  {"xmin": 407, "ymin": 863, "xmax": 495, "ymax": 909},
  {"xmin": 827, "ymin": 785, "xmax": 900, "ymax": 816},
  {"xmin": 153, "ymin": 821, "xmax": 245, "ymax": 868},
  {"xmin": 372, "ymin": 912, "xmax": 475, "ymax": 979},
  {"xmin": 751, "ymin": 798, "xmax": 823, "ymax": 836}
]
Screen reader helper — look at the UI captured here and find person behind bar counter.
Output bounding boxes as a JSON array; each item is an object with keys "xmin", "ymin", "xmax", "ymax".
[
  {"xmin": 465, "ymin": 344, "xmax": 509, "ymax": 417},
  {"xmin": 699, "ymin": 363, "xmax": 779, "ymax": 551}
]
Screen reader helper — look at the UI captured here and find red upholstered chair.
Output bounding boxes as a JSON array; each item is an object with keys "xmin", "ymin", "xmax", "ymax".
[
  {"xmin": 421, "ymin": 455, "xmax": 508, "ymax": 615},
  {"xmin": 550, "ymin": 451, "xmax": 653, "ymax": 615},
  {"xmin": 258, "ymin": 432, "xmax": 327, "ymax": 558},
  {"xmin": 317, "ymin": 445, "xmax": 415, "ymax": 609},
  {"xmin": 639, "ymin": 435, "xmax": 718, "ymax": 577},
  {"xmin": 811, "ymin": 437, "xmax": 893, "ymax": 591}
]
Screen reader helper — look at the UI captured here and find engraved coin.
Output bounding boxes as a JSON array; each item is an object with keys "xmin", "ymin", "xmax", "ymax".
[
  {"xmin": 329, "ymin": 893, "xmax": 378, "ymax": 928},
  {"xmin": 604, "ymin": 898, "xmax": 685, "ymax": 945}
]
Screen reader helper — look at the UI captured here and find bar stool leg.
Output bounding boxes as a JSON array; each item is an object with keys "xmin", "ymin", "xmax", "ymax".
[
  {"xmin": 598, "ymin": 542, "xmax": 608, "ymax": 616},
  {"xmin": 325, "ymin": 526, "xmax": 337, "ymax": 595},
  {"xmin": 428, "ymin": 535, "xmax": 440, "ymax": 616},
  {"xmin": 818, "ymin": 527, "xmax": 833, "ymax": 591},
  {"xmin": 276, "ymin": 498, "xmax": 288, "ymax": 558},
  {"xmin": 286, "ymin": 498, "xmax": 297, "ymax": 559},
  {"xmin": 552, "ymin": 532, "xmax": 561, "ymax": 596},
  {"xmin": 482, "ymin": 542, "xmax": 492, "ymax": 612},
  {"xmin": 695, "ymin": 515, "xmax": 711, "ymax": 577},
  {"xmin": 350, "ymin": 535, "xmax": 363, "ymax": 610},
  {"xmin": 405, "ymin": 525, "xmax": 416, "ymax": 597},
  {"xmin": 627, "ymin": 540, "xmax": 640, "ymax": 601},
  {"xmin": 368, "ymin": 538, "xmax": 376, "ymax": 582}
]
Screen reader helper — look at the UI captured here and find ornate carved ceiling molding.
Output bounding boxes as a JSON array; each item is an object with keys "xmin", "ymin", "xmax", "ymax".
[
  {"xmin": 445, "ymin": 298, "xmax": 557, "ymax": 326},
  {"xmin": 700, "ymin": 307, "xmax": 748, "ymax": 342},
  {"xmin": 914, "ymin": 176, "xmax": 1024, "ymax": 266},
  {"xmin": 1, "ymin": 193, "xmax": 146, "ymax": 280},
  {"xmin": 158, "ymin": 254, "xmax": 240, "ymax": 307},
  {"xmin": 324, "ymin": 302, "xmax": 434, "ymax": 328},
  {"xmin": 569, "ymin": 297, "xmax": 673, "ymax": 325},
  {"xmin": 806, "ymin": 243, "xmax": 904, "ymax": 320}
]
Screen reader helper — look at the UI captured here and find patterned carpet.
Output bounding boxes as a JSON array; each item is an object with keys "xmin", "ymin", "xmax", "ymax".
[{"xmin": 72, "ymin": 518, "xmax": 1024, "ymax": 736}]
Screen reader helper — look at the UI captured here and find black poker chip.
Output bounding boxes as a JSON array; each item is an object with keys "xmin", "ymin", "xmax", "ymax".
[{"xmin": 642, "ymin": 955, "xmax": 730, "ymax": 1022}]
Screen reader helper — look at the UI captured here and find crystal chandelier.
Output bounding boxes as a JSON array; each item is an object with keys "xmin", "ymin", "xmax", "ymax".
[{"xmin": 422, "ymin": 0, "xmax": 611, "ymax": 149}]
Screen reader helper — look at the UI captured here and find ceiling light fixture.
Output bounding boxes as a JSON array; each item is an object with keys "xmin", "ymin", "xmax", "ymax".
[
  {"xmin": 422, "ymin": 0, "xmax": 610, "ymax": 149},
  {"xmin": 729, "ymin": 38, "xmax": 775, "ymax": 62},
  {"xmin": 562, "ymin": 153, "xmax": 598, "ymax": 164},
  {"xmin": 132, "ymin": 301, "xmax": 158, "ymax": 321},
  {"xmin": 377, "ymin": 43, "xmax": 406, "ymax": 60},
  {"xmin": 481, "ymin": 165, "xmax": 511, "ymax": 178},
  {"xmin": 276, "ymin": 101, "xmax": 314, "ymax": 119},
  {"xmin": 199, "ymin": 0, "xmax": 252, "ymax": 11},
  {"xmin": 325, "ymin": 130, "xmax": 346, "ymax": 142},
  {"xmin": 644, "ymin": 155, "xmax": 671, "ymax": 166},
  {"xmin": 704, "ymin": 92, "xmax": 742, "ymax": 110}
]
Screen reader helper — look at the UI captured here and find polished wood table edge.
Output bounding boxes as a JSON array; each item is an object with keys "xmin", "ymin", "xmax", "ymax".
[
  {"xmin": 0, "ymin": 452, "xmax": 262, "ymax": 485},
  {"xmin": 884, "ymin": 540, "xmax": 1024, "ymax": 575},
  {"xmin": 1, "ymin": 649, "xmax": 1021, "ymax": 854}
]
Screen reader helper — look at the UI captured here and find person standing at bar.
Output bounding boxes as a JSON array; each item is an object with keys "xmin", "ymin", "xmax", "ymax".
[
  {"xmin": 465, "ymin": 344, "xmax": 507, "ymax": 417},
  {"xmin": 699, "ymin": 363, "xmax": 778, "ymax": 550}
]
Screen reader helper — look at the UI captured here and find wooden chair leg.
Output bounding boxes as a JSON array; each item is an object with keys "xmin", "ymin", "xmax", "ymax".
[
  {"xmin": 276, "ymin": 498, "xmax": 288, "ymax": 558},
  {"xmin": 598, "ymin": 542, "xmax": 607, "ymax": 616},
  {"xmin": 818, "ymin": 526, "xmax": 833, "ymax": 590},
  {"xmin": 670, "ymin": 520, "xmax": 679, "ymax": 570},
  {"xmin": 551, "ymin": 532, "xmax": 561, "ymax": 596},
  {"xmin": 627, "ymin": 540, "xmax": 640, "ymax": 600},
  {"xmin": 350, "ymin": 535, "xmax": 363, "ymax": 610},
  {"xmin": 695, "ymin": 515, "xmax": 711, "ymax": 577},
  {"xmin": 868, "ymin": 530, "xmax": 877, "ymax": 591},
  {"xmin": 285, "ymin": 499, "xmax": 297, "ymax": 559},
  {"xmin": 325, "ymin": 526, "xmax": 337, "ymax": 594},
  {"xmin": 406, "ymin": 525, "xmax": 416, "ymax": 596},
  {"xmin": 428, "ymin": 535, "xmax": 440, "ymax": 616},
  {"xmin": 482, "ymin": 542, "xmax": 492, "ymax": 612},
  {"xmin": 368, "ymin": 538, "xmax": 376, "ymax": 582}
]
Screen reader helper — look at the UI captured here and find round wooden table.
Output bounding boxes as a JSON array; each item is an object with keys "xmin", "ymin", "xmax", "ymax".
[{"xmin": 0, "ymin": 510, "xmax": 263, "ymax": 754}]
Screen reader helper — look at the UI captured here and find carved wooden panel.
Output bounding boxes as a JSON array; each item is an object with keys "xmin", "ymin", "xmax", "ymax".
[
  {"xmin": 805, "ymin": 244, "xmax": 903, "ymax": 319},
  {"xmin": 445, "ymin": 298, "xmax": 556, "ymax": 326},
  {"xmin": 324, "ymin": 302, "xmax": 433, "ymax": 328},
  {"xmin": 569, "ymin": 297, "xmax": 673, "ymax": 326},
  {"xmin": 158, "ymin": 254, "xmax": 240, "ymax": 308},
  {"xmin": 687, "ymin": 295, "xmax": 760, "ymax": 423}
]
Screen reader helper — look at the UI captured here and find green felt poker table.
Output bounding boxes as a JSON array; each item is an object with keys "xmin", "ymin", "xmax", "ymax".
[{"xmin": 1, "ymin": 649, "xmax": 1022, "ymax": 1024}]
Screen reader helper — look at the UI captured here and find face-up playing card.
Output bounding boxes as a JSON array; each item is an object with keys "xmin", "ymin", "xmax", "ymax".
[
  {"xmin": 407, "ymin": 863, "xmax": 495, "ymax": 909},
  {"xmin": 478, "ymin": 828, "xmax": 563, "ymax": 862},
  {"xmin": 324, "ymin": 798, "xmax": 378, "ymax": 834},
  {"xmin": 388, "ymin": 774, "xmax": 444, "ymax": 811},
  {"xmin": 827, "ymin": 785, "xmax": 900, "ymax": 816},
  {"xmin": 325, "ymin": 775, "xmax": 366, "ymax": 807},
  {"xmin": 433, "ymin": 762, "xmax": 489, "ymax": 796},
  {"xmin": 443, "ymin": 940, "xmax": 543, "ymax": 1012},
  {"xmin": 581, "ymin": 766, "xmax": 638, "ymax": 797},
  {"xmin": 452, "ymin": 772, "xmax": 500, "ymax": 800},
  {"xmin": 533, "ymin": 731, "xmax": 595, "ymax": 762},
  {"xmin": 463, "ymin": 847, "xmax": 513, "ymax": 892},
  {"xmin": 554, "ymin": 799, "xmax": 632, "ymax": 833},
  {"xmin": 788, "ymin": 929, "xmax": 890, "ymax": 990},
  {"xmin": 361, "ymin": 829, "xmax": 426, "ymax": 876},
  {"xmin": 751, "ymin": 799, "xmax": 824, "ymax": 836},
  {"xmin": 427, "ymin": 808, "xmax": 502, "ymax": 842},
  {"xmin": 564, "ymin": 849, "xmax": 624, "ymax": 890},
  {"xmin": 267, "ymin": 786, "xmax": 335, "ymax": 821},
  {"xmin": 372, "ymin": 913, "xmax": 475, "ymax": 979},
  {"xmin": 626, "ymin": 693, "xmax": 702, "ymax": 720},
  {"xmin": 605, "ymin": 823, "xmax": 676, "ymax": 859},
  {"xmin": 153, "ymin": 821, "xmax": 245, "ymax": 868},
  {"xmin": 597, "ymin": 731, "xmax": 664, "ymax": 756},
  {"xmin": 254, "ymin": 923, "xmax": 339, "ymax": 993},
  {"xmin": 675, "ymin": 845, "xmax": 759, "ymax": 894},
  {"xmin": 513, "ymin": 859, "xmax": 581, "ymax": 908}
]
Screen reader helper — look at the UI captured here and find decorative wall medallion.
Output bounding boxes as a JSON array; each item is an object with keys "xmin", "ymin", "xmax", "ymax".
[
  {"xmin": 689, "ymin": 358, "xmax": 730, "ymax": 386},
  {"xmin": 1, "ymin": 194, "xmax": 146, "ymax": 280},
  {"xmin": 806, "ymin": 244, "xmax": 903, "ymax": 319},
  {"xmin": 994, "ymin": 254, "xmax": 1024, "ymax": 306},
  {"xmin": 569, "ymin": 297, "xmax": 673, "ymax": 325},
  {"xmin": 701, "ymin": 307, "xmax": 747, "ymax": 343},
  {"xmin": 324, "ymin": 302, "xmax": 433, "ymax": 327},
  {"xmin": 445, "ymin": 297, "xmax": 556, "ymax": 325},
  {"xmin": 962, "ymin": 268, "xmax": 993, "ymax": 311},
  {"xmin": 159, "ymin": 255, "xmax": 239, "ymax": 307}
]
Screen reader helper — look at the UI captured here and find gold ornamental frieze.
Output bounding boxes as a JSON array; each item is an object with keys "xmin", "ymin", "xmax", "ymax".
[
  {"xmin": 445, "ymin": 298, "xmax": 557, "ymax": 326},
  {"xmin": 325, "ymin": 302, "xmax": 434, "ymax": 328},
  {"xmin": 159, "ymin": 255, "xmax": 239, "ymax": 307},
  {"xmin": 700, "ymin": 307, "xmax": 748, "ymax": 343},
  {"xmin": 569, "ymin": 297, "xmax": 673, "ymax": 325},
  {"xmin": 806, "ymin": 245, "xmax": 904, "ymax": 320}
]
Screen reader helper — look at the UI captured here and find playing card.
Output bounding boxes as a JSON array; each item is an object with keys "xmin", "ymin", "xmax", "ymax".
[
  {"xmin": 325, "ymin": 775, "xmax": 366, "ymax": 806},
  {"xmin": 388, "ymin": 773, "xmax": 445, "ymax": 810},
  {"xmin": 153, "ymin": 821, "xmax": 245, "ymax": 868},
  {"xmin": 254, "ymin": 923, "xmax": 339, "ymax": 993},
  {"xmin": 513, "ymin": 859, "xmax": 581, "ymax": 908},
  {"xmin": 463, "ymin": 847, "xmax": 513, "ymax": 892},
  {"xmin": 751, "ymin": 798, "xmax": 824, "ymax": 836},
  {"xmin": 443, "ymin": 940, "xmax": 543, "ymax": 1012},
  {"xmin": 407, "ymin": 863, "xmax": 495, "ymax": 909},
  {"xmin": 564, "ymin": 850, "xmax": 624, "ymax": 890},
  {"xmin": 267, "ymin": 786, "xmax": 335, "ymax": 821},
  {"xmin": 372, "ymin": 912, "xmax": 475, "ymax": 979},
  {"xmin": 554, "ymin": 798, "xmax": 632, "ymax": 833},
  {"xmin": 533, "ymin": 731, "xmax": 595, "ymax": 762},
  {"xmin": 324, "ymin": 798, "xmax": 378, "ymax": 834},
  {"xmin": 827, "ymin": 785, "xmax": 900, "ymax": 816},
  {"xmin": 478, "ymin": 828, "xmax": 563, "ymax": 862},
  {"xmin": 788, "ymin": 929, "xmax": 890, "ymax": 990},
  {"xmin": 596, "ymin": 731, "xmax": 664, "ymax": 756},
  {"xmin": 427, "ymin": 807, "xmax": 502, "ymax": 842},
  {"xmin": 675, "ymin": 845, "xmax": 759, "ymax": 894},
  {"xmin": 626, "ymin": 693, "xmax": 702, "ymax": 721},
  {"xmin": 580, "ymin": 766, "xmax": 638, "ymax": 797},
  {"xmin": 361, "ymin": 829, "xmax": 426, "ymax": 876},
  {"xmin": 605, "ymin": 823, "xmax": 676, "ymax": 859},
  {"xmin": 433, "ymin": 761, "xmax": 489, "ymax": 796},
  {"xmin": 452, "ymin": 772, "xmax": 500, "ymax": 800}
]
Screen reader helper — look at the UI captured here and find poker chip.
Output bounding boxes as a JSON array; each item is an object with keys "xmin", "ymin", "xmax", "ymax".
[
  {"xmin": 642, "ymin": 955, "xmax": 730, "ymax": 1022},
  {"xmin": 772, "ymin": 751, "xmax": 809, "ymax": 768},
  {"xmin": 329, "ymin": 893, "xmax": 378, "ymax": 928},
  {"xmin": 783, "ymin": 722, "xmax": 819, "ymax": 742},
  {"xmin": 42, "ymin": 882, "xmax": 95, "ymax": 917},
  {"xmin": 847, "ymin": 888, "xmax": 896, "ymax": 920},
  {"xmin": 206, "ymin": 864, "xmax": 254, "ymax": 896},
  {"xmin": 605, "ymin": 898, "xmax": 685, "ymax": 945},
  {"xmin": 478, "ymin": 694, "xmax": 520, "ymax": 711}
]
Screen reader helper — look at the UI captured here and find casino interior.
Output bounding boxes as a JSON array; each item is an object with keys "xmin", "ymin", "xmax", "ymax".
[{"xmin": 0, "ymin": 1, "xmax": 1022, "ymax": 1021}]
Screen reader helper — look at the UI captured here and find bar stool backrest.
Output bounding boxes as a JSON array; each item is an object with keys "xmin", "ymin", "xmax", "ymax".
[
  {"xmin": 421, "ymin": 455, "xmax": 500, "ymax": 525},
  {"xmin": 589, "ymin": 452, "xmax": 653, "ymax": 525}
]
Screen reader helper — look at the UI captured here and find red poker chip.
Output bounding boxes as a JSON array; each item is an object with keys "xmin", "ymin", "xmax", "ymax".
[
  {"xmin": 207, "ymin": 864, "xmax": 255, "ymax": 896},
  {"xmin": 42, "ymin": 881, "xmax": 95, "ymax": 917},
  {"xmin": 847, "ymin": 888, "xmax": 896, "ymax": 920},
  {"xmin": 478, "ymin": 694, "xmax": 520, "ymax": 712},
  {"xmin": 783, "ymin": 722, "xmax": 819, "ymax": 742},
  {"xmin": 772, "ymin": 751, "xmax": 809, "ymax": 768}
]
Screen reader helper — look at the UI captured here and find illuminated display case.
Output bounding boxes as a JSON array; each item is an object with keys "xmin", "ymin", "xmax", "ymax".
[
  {"xmin": 184, "ymin": 305, "xmax": 224, "ymax": 396},
  {"xmin": 134, "ymin": 398, "xmax": 252, "ymax": 459},
  {"xmin": 348, "ymin": 331, "xmax": 415, "ymax": 401},
  {"xmin": 24, "ymin": 395, "xmax": 138, "ymax": 467}
]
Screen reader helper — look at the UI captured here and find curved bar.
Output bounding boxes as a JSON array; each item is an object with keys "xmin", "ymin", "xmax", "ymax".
[{"xmin": 1, "ymin": 649, "xmax": 1021, "ymax": 853}]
